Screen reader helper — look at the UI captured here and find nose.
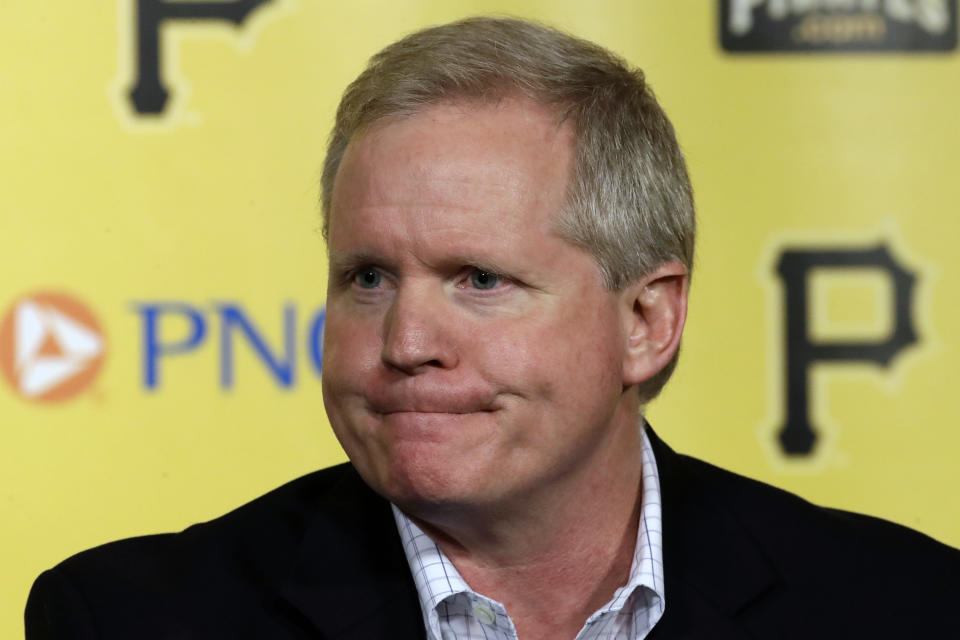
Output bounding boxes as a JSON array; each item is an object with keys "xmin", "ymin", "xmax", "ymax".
[{"xmin": 381, "ymin": 284, "xmax": 458, "ymax": 374}]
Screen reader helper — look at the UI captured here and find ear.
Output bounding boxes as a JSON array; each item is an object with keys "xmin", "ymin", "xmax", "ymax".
[{"xmin": 619, "ymin": 261, "xmax": 689, "ymax": 387}]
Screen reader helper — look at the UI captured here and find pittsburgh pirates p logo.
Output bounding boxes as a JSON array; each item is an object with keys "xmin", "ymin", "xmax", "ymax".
[
  {"xmin": 124, "ymin": 0, "xmax": 277, "ymax": 116},
  {"xmin": 773, "ymin": 244, "xmax": 918, "ymax": 456}
]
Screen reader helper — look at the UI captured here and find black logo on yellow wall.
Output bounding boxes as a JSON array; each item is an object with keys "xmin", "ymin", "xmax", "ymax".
[
  {"xmin": 774, "ymin": 245, "xmax": 917, "ymax": 455},
  {"xmin": 129, "ymin": 0, "xmax": 275, "ymax": 115},
  {"xmin": 720, "ymin": 0, "xmax": 957, "ymax": 52}
]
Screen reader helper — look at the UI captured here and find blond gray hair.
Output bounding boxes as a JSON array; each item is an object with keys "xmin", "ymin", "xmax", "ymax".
[{"xmin": 321, "ymin": 17, "xmax": 696, "ymax": 403}]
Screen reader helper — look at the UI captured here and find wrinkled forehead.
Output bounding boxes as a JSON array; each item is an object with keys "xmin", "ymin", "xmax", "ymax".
[
  {"xmin": 329, "ymin": 97, "xmax": 577, "ymax": 234},
  {"xmin": 320, "ymin": 90, "xmax": 581, "ymax": 239}
]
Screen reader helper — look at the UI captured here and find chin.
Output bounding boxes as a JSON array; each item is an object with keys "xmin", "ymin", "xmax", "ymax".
[{"xmin": 370, "ymin": 448, "xmax": 490, "ymax": 513}]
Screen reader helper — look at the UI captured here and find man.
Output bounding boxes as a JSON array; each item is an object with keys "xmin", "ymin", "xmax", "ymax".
[{"xmin": 26, "ymin": 17, "xmax": 960, "ymax": 640}]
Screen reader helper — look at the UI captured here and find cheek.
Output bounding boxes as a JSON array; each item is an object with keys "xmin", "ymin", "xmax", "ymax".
[
  {"xmin": 473, "ymin": 304, "xmax": 623, "ymax": 400},
  {"xmin": 321, "ymin": 312, "xmax": 382, "ymax": 398},
  {"xmin": 473, "ymin": 324, "xmax": 549, "ymax": 390},
  {"xmin": 323, "ymin": 307, "xmax": 380, "ymax": 358},
  {"xmin": 321, "ymin": 315, "xmax": 383, "ymax": 459}
]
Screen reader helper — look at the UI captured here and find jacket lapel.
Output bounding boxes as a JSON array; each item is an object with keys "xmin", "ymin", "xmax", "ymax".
[
  {"xmin": 276, "ymin": 466, "xmax": 426, "ymax": 640},
  {"xmin": 646, "ymin": 426, "xmax": 780, "ymax": 639}
]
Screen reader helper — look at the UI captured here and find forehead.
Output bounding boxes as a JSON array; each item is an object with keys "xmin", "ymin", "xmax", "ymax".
[{"xmin": 329, "ymin": 97, "xmax": 577, "ymax": 244}]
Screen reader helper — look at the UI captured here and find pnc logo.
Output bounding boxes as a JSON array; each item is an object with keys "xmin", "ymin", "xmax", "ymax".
[{"xmin": 0, "ymin": 292, "xmax": 106, "ymax": 403}]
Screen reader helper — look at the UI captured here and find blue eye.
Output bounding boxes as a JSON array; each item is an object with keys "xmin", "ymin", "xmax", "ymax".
[
  {"xmin": 469, "ymin": 270, "xmax": 500, "ymax": 290},
  {"xmin": 354, "ymin": 269, "xmax": 382, "ymax": 289}
]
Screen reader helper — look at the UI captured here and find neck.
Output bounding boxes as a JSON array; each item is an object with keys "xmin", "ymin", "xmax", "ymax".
[{"xmin": 405, "ymin": 407, "xmax": 647, "ymax": 640}]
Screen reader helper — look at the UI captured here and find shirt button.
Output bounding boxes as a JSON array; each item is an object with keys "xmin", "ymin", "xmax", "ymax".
[{"xmin": 473, "ymin": 604, "xmax": 497, "ymax": 625}]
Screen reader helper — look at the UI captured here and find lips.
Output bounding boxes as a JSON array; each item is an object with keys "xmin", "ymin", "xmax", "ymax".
[
  {"xmin": 370, "ymin": 402, "xmax": 497, "ymax": 416},
  {"xmin": 375, "ymin": 409, "xmax": 493, "ymax": 442},
  {"xmin": 365, "ymin": 383, "xmax": 498, "ymax": 416}
]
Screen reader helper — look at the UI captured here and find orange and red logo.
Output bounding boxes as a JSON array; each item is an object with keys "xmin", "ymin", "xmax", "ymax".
[{"xmin": 0, "ymin": 292, "xmax": 106, "ymax": 403}]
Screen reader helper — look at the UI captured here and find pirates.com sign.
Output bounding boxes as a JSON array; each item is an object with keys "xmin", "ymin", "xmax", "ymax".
[{"xmin": 720, "ymin": 0, "xmax": 958, "ymax": 52}]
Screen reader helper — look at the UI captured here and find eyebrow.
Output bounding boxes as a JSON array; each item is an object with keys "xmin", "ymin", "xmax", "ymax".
[
  {"xmin": 328, "ymin": 250, "xmax": 389, "ymax": 275},
  {"xmin": 329, "ymin": 249, "xmax": 523, "ymax": 279},
  {"xmin": 451, "ymin": 255, "xmax": 516, "ymax": 276}
]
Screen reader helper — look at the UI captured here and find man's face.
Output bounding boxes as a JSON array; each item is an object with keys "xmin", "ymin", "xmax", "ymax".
[{"xmin": 322, "ymin": 97, "xmax": 641, "ymax": 515}]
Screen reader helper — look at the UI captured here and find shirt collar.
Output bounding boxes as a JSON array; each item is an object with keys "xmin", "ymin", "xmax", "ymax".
[{"xmin": 392, "ymin": 424, "xmax": 666, "ymax": 639}]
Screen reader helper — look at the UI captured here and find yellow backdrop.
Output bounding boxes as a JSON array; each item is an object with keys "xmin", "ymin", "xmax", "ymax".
[{"xmin": 3, "ymin": 2, "xmax": 959, "ymax": 635}]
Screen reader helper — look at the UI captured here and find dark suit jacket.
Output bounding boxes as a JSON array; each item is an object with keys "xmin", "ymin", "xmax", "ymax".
[{"xmin": 26, "ymin": 428, "xmax": 960, "ymax": 638}]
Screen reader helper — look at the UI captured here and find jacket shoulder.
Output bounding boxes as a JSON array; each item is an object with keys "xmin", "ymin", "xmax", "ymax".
[
  {"xmin": 675, "ymin": 450, "xmax": 960, "ymax": 592},
  {"xmin": 26, "ymin": 463, "xmax": 379, "ymax": 638},
  {"xmin": 651, "ymin": 440, "xmax": 960, "ymax": 638},
  {"xmin": 54, "ymin": 463, "xmax": 357, "ymax": 578}
]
